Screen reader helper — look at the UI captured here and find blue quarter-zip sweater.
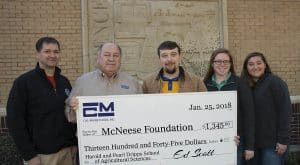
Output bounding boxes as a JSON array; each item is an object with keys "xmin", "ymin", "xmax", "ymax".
[{"xmin": 6, "ymin": 63, "xmax": 77, "ymax": 161}]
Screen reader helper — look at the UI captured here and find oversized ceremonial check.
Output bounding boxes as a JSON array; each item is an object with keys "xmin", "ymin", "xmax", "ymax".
[{"xmin": 77, "ymin": 91, "xmax": 237, "ymax": 165}]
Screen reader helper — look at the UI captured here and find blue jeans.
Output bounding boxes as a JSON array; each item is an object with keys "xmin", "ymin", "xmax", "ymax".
[{"xmin": 250, "ymin": 146, "xmax": 288, "ymax": 165}]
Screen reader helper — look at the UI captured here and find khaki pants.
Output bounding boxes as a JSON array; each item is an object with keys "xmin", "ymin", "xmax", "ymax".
[{"xmin": 38, "ymin": 146, "xmax": 77, "ymax": 165}]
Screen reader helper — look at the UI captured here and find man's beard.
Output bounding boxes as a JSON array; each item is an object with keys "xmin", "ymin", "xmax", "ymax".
[{"xmin": 165, "ymin": 68, "xmax": 177, "ymax": 74}]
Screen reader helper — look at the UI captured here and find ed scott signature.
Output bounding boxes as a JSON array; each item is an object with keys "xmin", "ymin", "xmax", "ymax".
[{"xmin": 173, "ymin": 148, "xmax": 215, "ymax": 159}]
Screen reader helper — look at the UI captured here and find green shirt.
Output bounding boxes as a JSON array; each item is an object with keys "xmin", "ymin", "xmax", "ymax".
[{"xmin": 211, "ymin": 72, "xmax": 231, "ymax": 90}]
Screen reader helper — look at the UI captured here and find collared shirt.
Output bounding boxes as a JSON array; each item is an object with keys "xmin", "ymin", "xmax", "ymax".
[
  {"xmin": 66, "ymin": 69, "xmax": 142, "ymax": 122},
  {"xmin": 161, "ymin": 75, "xmax": 179, "ymax": 93},
  {"xmin": 211, "ymin": 72, "xmax": 232, "ymax": 90},
  {"xmin": 70, "ymin": 69, "xmax": 141, "ymax": 96}
]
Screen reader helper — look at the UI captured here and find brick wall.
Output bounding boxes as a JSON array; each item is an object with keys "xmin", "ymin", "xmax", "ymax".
[
  {"xmin": 0, "ymin": 0, "xmax": 83, "ymax": 108},
  {"xmin": 0, "ymin": 0, "xmax": 299, "ymax": 109},
  {"xmin": 227, "ymin": 0, "xmax": 300, "ymax": 95}
]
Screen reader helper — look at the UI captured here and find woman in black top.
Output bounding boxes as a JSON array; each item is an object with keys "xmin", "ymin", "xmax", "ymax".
[
  {"xmin": 204, "ymin": 48, "xmax": 255, "ymax": 165},
  {"xmin": 241, "ymin": 52, "xmax": 291, "ymax": 165}
]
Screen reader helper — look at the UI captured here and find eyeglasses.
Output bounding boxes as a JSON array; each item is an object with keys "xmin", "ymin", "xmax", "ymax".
[{"xmin": 213, "ymin": 60, "xmax": 231, "ymax": 65}]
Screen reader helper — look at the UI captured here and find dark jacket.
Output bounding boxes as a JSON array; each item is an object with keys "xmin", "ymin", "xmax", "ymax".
[
  {"xmin": 204, "ymin": 74, "xmax": 255, "ymax": 150},
  {"xmin": 251, "ymin": 73, "xmax": 291, "ymax": 148},
  {"xmin": 6, "ymin": 63, "xmax": 77, "ymax": 161}
]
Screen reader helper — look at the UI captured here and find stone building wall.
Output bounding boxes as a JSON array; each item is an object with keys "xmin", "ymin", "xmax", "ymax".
[{"xmin": 81, "ymin": 0, "xmax": 225, "ymax": 79}]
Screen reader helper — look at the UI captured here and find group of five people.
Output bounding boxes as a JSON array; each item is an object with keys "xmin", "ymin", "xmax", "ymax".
[{"xmin": 6, "ymin": 37, "xmax": 291, "ymax": 165}]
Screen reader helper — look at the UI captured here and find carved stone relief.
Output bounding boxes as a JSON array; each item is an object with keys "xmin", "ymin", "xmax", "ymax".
[{"xmin": 82, "ymin": 0, "xmax": 227, "ymax": 79}]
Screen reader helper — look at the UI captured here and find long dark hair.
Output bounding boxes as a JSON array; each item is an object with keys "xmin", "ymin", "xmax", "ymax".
[
  {"xmin": 241, "ymin": 52, "xmax": 272, "ymax": 87},
  {"xmin": 203, "ymin": 48, "xmax": 235, "ymax": 82}
]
